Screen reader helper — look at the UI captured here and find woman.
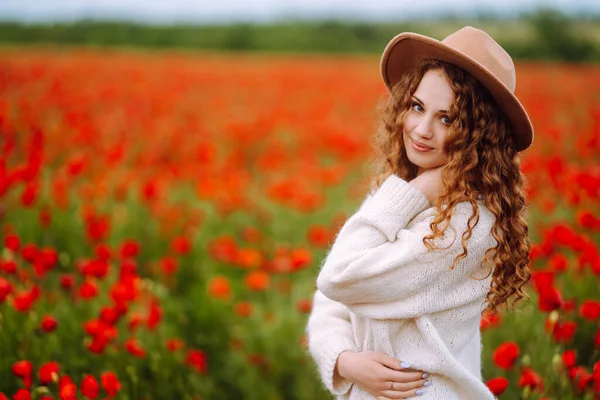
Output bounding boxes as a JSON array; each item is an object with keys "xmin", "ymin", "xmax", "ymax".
[{"xmin": 306, "ymin": 26, "xmax": 533, "ymax": 399}]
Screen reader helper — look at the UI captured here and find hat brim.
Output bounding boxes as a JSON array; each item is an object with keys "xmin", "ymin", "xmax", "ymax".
[{"xmin": 380, "ymin": 32, "xmax": 533, "ymax": 152}]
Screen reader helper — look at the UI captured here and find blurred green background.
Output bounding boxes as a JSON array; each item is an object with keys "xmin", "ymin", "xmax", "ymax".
[{"xmin": 0, "ymin": 9, "xmax": 599, "ymax": 60}]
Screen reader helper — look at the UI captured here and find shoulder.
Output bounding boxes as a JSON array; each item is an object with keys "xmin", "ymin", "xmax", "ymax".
[{"xmin": 407, "ymin": 200, "xmax": 498, "ymax": 250}]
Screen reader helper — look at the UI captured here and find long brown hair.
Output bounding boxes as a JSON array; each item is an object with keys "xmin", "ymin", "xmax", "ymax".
[{"xmin": 367, "ymin": 58, "xmax": 531, "ymax": 316}]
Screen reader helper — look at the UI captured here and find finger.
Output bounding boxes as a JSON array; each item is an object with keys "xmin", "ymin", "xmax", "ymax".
[
  {"xmin": 377, "ymin": 392, "xmax": 405, "ymax": 400},
  {"xmin": 386, "ymin": 378, "xmax": 429, "ymax": 392},
  {"xmin": 384, "ymin": 370, "xmax": 428, "ymax": 383},
  {"xmin": 372, "ymin": 353, "xmax": 405, "ymax": 370},
  {"xmin": 379, "ymin": 390, "xmax": 407, "ymax": 399},
  {"xmin": 393, "ymin": 387, "xmax": 427, "ymax": 398}
]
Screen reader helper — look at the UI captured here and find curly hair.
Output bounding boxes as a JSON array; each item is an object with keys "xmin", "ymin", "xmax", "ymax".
[{"xmin": 366, "ymin": 58, "xmax": 531, "ymax": 316}]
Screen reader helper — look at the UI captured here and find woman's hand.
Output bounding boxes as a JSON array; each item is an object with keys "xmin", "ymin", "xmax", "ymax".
[
  {"xmin": 336, "ymin": 351, "xmax": 430, "ymax": 399},
  {"xmin": 408, "ymin": 166, "xmax": 445, "ymax": 205}
]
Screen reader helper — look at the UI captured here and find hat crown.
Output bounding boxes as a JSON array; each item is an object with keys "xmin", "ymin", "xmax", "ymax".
[{"xmin": 442, "ymin": 26, "xmax": 516, "ymax": 92}]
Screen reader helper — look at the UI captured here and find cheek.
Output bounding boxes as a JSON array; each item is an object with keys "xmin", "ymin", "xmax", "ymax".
[{"xmin": 403, "ymin": 114, "xmax": 415, "ymax": 131}]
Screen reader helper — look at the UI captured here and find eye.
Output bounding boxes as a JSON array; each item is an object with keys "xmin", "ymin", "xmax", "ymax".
[
  {"xmin": 441, "ymin": 116, "xmax": 452, "ymax": 125},
  {"xmin": 411, "ymin": 102, "xmax": 423, "ymax": 112}
]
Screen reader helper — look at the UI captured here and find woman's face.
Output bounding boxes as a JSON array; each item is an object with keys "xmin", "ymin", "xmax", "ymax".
[{"xmin": 403, "ymin": 68, "xmax": 455, "ymax": 176}]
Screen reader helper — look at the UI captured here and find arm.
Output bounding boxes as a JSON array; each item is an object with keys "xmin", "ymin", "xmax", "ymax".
[
  {"xmin": 306, "ymin": 289, "xmax": 357, "ymax": 396},
  {"xmin": 317, "ymin": 173, "xmax": 494, "ymax": 319}
]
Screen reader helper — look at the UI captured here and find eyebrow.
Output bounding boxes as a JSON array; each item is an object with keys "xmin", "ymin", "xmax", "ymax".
[{"xmin": 412, "ymin": 96, "xmax": 449, "ymax": 114}]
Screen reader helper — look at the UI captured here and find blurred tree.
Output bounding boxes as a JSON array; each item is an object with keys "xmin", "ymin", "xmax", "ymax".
[
  {"xmin": 526, "ymin": 8, "xmax": 598, "ymax": 61},
  {"xmin": 225, "ymin": 23, "xmax": 256, "ymax": 51}
]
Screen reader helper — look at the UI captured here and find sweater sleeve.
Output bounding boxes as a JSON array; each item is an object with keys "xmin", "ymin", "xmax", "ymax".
[
  {"xmin": 306, "ymin": 289, "xmax": 357, "ymax": 396},
  {"xmin": 316, "ymin": 173, "xmax": 494, "ymax": 320}
]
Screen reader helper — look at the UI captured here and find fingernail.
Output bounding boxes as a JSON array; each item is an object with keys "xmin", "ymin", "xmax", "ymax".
[
  {"xmin": 423, "ymin": 381, "xmax": 432, "ymax": 387},
  {"xmin": 422, "ymin": 372, "xmax": 429, "ymax": 379},
  {"xmin": 416, "ymin": 389, "xmax": 425, "ymax": 395},
  {"xmin": 400, "ymin": 361, "xmax": 411, "ymax": 368}
]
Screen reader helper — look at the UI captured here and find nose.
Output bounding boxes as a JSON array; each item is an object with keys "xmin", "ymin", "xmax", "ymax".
[{"xmin": 414, "ymin": 115, "xmax": 434, "ymax": 139}]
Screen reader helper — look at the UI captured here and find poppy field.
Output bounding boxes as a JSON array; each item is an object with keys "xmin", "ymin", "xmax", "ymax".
[{"xmin": 0, "ymin": 47, "xmax": 599, "ymax": 399}]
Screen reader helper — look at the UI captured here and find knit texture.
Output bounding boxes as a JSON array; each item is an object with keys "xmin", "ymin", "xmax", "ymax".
[{"xmin": 306, "ymin": 173, "xmax": 498, "ymax": 399}]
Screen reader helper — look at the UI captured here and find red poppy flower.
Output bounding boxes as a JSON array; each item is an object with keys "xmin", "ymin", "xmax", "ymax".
[
  {"xmin": 307, "ymin": 225, "xmax": 331, "ymax": 248},
  {"xmin": 21, "ymin": 181, "xmax": 38, "ymax": 207},
  {"xmin": 141, "ymin": 179, "xmax": 159, "ymax": 201},
  {"xmin": 20, "ymin": 243, "xmax": 38, "ymax": 263},
  {"xmin": 119, "ymin": 239, "xmax": 140, "ymax": 259},
  {"xmin": 296, "ymin": 299, "xmax": 312, "ymax": 314},
  {"xmin": 592, "ymin": 360, "xmax": 600, "ymax": 393},
  {"xmin": 486, "ymin": 377, "xmax": 508, "ymax": 396},
  {"xmin": 290, "ymin": 248, "xmax": 312, "ymax": 271},
  {"xmin": 528, "ymin": 243, "xmax": 548, "ymax": 263},
  {"xmin": 125, "ymin": 337, "xmax": 146, "ymax": 358},
  {"xmin": 552, "ymin": 321, "xmax": 577, "ymax": 343},
  {"xmin": 551, "ymin": 224, "xmax": 578, "ymax": 248},
  {"xmin": 79, "ymin": 279, "xmax": 98, "ymax": 299},
  {"xmin": 577, "ymin": 210, "xmax": 600, "ymax": 230},
  {"xmin": 100, "ymin": 371, "xmax": 121, "ymax": 396},
  {"xmin": 12, "ymin": 360, "xmax": 33, "ymax": 387},
  {"xmin": 87, "ymin": 335, "xmax": 110, "ymax": 354},
  {"xmin": 41, "ymin": 315, "xmax": 58, "ymax": 332},
  {"xmin": 518, "ymin": 367, "xmax": 544, "ymax": 391},
  {"xmin": 85, "ymin": 214, "xmax": 110, "ymax": 242},
  {"xmin": 100, "ymin": 306, "xmax": 122, "ymax": 325},
  {"xmin": 569, "ymin": 366, "xmax": 592, "ymax": 391},
  {"xmin": 207, "ymin": 276, "xmax": 232, "ymax": 300},
  {"xmin": 530, "ymin": 270, "xmax": 555, "ymax": 291},
  {"xmin": 160, "ymin": 256, "xmax": 178, "ymax": 275},
  {"xmin": 59, "ymin": 375, "xmax": 77, "ymax": 400},
  {"xmin": 580, "ymin": 300, "xmax": 600, "ymax": 320},
  {"xmin": 245, "ymin": 270, "xmax": 269, "ymax": 291},
  {"xmin": 59, "ymin": 274, "xmax": 75, "ymax": 290},
  {"xmin": 538, "ymin": 286, "xmax": 563, "ymax": 312},
  {"xmin": 12, "ymin": 389, "xmax": 31, "ymax": 400},
  {"xmin": 80, "ymin": 259, "xmax": 109, "ymax": 279},
  {"xmin": 2, "ymin": 260, "xmax": 17, "ymax": 274},
  {"xmin": 562, "ymin": 350, "xmax": 577, "ymax": 368},
  {"xmin": 81, "ymin": 375, "xmax": 100, "ymax": 399},
  {"xmin": 4, "ymin": 233, "xmax": 20, "ymax": 251},
  {"xmin": 236, "ymin": 248, "xmax": 263, "ymax": 269},
  {"xmin": 165, "ymin": 338, "xmax": 185, "ymax": 352},
  {"xmin": 38, "ymin": 361, "xmax": 59, "ymax": 384},
  {"xmin": 492, "ymin": 342, "xmax": 520, "ymax": 369},
  {"xmin": 12, "ymin": 286, "xmax": 39, "ymax": 313},
  {"xmin": 171, "ymin": 236, "xmax": 191, "ymax": 255},
  {"xmin": 95, "ymin": 243, "xmax": 111, "ymax": 261},
  {"xmin": 480, "ymin": 310, "xmax": 502, "ymax": 331},
  {"xmin": 234, "ymin": 301, "xmax": 254, "ymax": 317},
  {"xmin": 146, "ymin": 299, "xmax": 162, "ymax": 330},
  {"xmin": 549, "ymin": 253, "xmax": 568, "ymax": 272},
  {"xmin": 186, "ymin": 349, "xmax": 207, "ymax": 373},
  {"xmin": 208, "ymin": 235, "xmax": 238, "ymax": 263},
  {"xmin": 0, "ymin": 278, "xmax": 13, "ymax": 302}
]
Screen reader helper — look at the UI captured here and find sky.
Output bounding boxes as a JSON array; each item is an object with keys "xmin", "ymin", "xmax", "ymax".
[{"xmin": 1, "ymin": 0, "xmax": 599, "ymax": 24}]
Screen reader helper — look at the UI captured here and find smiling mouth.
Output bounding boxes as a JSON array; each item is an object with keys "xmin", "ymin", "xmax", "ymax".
[{"xmin": 412, "ymin": 139, "xmax": 433, "ymax": 150}]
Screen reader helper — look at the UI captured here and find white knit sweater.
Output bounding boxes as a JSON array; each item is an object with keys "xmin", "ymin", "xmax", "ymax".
[{"xmin": 306, "ymin": 173, "xmax": 498, "ymax": 399}]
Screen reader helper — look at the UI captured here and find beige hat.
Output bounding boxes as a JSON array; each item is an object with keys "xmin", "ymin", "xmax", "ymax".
[{"xmin": 380, "ymin": 26, "xmax": 534, "ymax": 152}]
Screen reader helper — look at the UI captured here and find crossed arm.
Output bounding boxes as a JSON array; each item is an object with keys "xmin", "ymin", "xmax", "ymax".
[{"xmin": 316, "ymin": 174, "xmax": 493, "ymax": 320}]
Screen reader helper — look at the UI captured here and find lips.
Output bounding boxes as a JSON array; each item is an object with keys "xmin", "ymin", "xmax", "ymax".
[{"xmin": 412, "ymin": 139, "xmax": 433, "ymax": 150}]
